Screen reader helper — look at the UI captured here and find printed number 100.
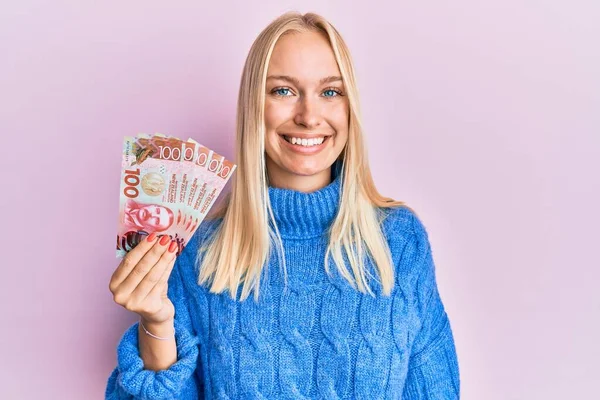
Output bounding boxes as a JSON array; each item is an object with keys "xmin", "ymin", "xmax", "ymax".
[{"xmin": 123, "ymin": 169, "xmax": 140, "ymax": 198}]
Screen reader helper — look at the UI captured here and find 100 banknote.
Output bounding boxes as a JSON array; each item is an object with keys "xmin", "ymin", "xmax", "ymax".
[{"xmin": 116, "ymin": 134, "xmax": 236, "ymax": 258}]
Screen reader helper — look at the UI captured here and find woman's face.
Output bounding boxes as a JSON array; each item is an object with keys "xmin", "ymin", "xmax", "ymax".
[{"xmin": 264, "ymin": 31, "xmax": 349, "ymax": 190}]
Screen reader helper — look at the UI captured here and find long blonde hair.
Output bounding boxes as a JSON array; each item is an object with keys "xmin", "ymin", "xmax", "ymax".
[{"xmin": 197, "ymin": 11, "xmax": 414, "ymax": 301}]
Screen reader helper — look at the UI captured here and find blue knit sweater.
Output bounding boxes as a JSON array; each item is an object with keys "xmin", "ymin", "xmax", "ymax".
[{"xmin": 106, "ymin": 171, "xmax": 460, "ymax": 399}]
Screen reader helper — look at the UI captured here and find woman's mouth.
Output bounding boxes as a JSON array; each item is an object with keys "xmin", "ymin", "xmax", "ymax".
[{"xmin": 279, "ymin": 134, "xmax": 331, "ymax": 154}]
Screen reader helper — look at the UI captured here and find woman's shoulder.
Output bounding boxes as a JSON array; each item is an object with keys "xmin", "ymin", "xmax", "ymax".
[
  {"xmin": 379, "ymin": 204, "xmax": 430, "ymax": 244},
  {"xmin": 378, "ymin": 205, "xmax": 434, "ymax": 284}
]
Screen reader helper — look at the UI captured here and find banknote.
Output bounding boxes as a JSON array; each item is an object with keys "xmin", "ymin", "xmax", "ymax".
[
  {"xmin": 116, "ymin": 134, "xmax": 236, "ymax": 258},
  {"xmin": 135, "ymin": 133, "xmax": 199, "ymax": 236},
  {"xmin": 185, "ymin": 138, "xmax": 236, "ymax": 217},
  {"xmin": 140, "ymin": 134, "xmax": 234, "ymax": 229},
  {"xmin": 143, "ymin": 135, "xmax": 236, "ymax": 240}
]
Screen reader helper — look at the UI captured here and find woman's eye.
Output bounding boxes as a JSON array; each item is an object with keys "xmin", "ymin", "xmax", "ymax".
[
  {"xmin": 323, "ymin": 89, "xmax": 340, "ymax": 97},
  {"xmin": 271, "ymin": 87, "xmax": 343, "ymax": 98},
  {"xmin": 273, "ymin": 88, "xmax": 292, "ymax": 96}
]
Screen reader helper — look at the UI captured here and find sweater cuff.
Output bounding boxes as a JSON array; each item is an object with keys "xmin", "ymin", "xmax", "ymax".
[
  {"xmin": 402, "ymin": 314, "xmax": 460, "ymax": 399},
  {"xmin": 115, "ymin": 319, "xmax": 200, "ymax": 399}
]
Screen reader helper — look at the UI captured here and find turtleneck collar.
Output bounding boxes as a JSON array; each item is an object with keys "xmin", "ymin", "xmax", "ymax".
[{"xmin": 267, "ymin": 164, "xmax": 343, "ymax": 239}]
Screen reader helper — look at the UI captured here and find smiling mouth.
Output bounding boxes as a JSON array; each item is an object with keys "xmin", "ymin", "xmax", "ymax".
[{"xmin": 281, "ymin": 135, "xmax": 331, "ymax": 146}]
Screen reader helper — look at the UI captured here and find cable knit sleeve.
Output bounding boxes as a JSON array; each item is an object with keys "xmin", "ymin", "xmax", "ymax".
[
  {"xmin": 105, "ymin": 248, "xmax": 201, "ymax": 400},
  {"xmin": 401, "ymin": 213, "xmax": 461, "ymax": 399}
]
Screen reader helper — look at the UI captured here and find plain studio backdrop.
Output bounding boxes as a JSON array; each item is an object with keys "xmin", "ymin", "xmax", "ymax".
[{"xmin": 1, "ymin": 1, "xmax": 598, "ymax": 399}]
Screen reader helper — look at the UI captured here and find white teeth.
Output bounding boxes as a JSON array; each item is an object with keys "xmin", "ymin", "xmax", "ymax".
[{"xmin": 286, "ymin": 136, "xmax": 325, "ymax": 147}]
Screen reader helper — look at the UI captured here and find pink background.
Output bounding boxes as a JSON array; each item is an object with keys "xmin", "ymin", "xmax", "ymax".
[{"xmin": 2, "ymin": 1, "xmax": 598, "ymax": 399}]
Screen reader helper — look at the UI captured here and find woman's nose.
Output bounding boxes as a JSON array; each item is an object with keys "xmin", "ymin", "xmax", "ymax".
[{"xmin": 294, "ymin": 97, "xmax": 322, "ymax": 129}]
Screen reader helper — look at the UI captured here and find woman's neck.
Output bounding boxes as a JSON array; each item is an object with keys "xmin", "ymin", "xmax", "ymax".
[{"xmin": 267, "ymin": 167, "xmax": 342, "ymax": 239}]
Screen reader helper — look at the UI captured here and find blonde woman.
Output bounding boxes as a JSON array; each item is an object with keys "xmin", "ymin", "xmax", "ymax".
[{"xmin": 107, "ymin": 11, "xmax": 460, "ymax": 399}]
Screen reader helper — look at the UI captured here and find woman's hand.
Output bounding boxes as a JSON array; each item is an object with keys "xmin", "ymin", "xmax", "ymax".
[{"xmin": 109, "ymin": 234, "xmax": 179, "ymax": 325}]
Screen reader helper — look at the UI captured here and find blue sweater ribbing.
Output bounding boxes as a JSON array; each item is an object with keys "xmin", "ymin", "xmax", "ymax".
[{"xmin": 105, "ymin": 171, "xmax": 460, "ymax": 399}]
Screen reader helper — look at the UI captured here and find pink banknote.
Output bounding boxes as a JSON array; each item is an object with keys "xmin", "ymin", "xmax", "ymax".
[{"xmin": 116, "ymin": 134, "xmax": 236, "ymax": 258}]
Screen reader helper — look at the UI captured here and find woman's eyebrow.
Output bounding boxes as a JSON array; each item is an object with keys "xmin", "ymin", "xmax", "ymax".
[{"xmin": 267, "ymin": 75, "xmax": 343, "ymax": 85}]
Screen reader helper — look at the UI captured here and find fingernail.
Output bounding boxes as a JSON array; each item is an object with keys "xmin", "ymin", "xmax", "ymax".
[
  {"xmin": 168, "ymin": 241, "xmax": 178, "ymax": 253},
  {"xmin": 159, "ymin": 235, "xmax": 170, "ymax": 246},
  {"xmin": 147, "ymin": 232, "xmax": 157, "ymax": 242}
]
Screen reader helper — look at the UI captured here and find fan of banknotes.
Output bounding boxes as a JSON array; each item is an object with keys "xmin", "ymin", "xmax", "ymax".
[{"xmin": 116, "ymin": 134, "xmax": 236, "ymax": 258}]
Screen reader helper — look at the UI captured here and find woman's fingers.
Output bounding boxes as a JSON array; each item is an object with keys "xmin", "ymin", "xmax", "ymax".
[
  {"xmin": 130, "ymin": 245, "xmax": 177, "ymax": 303},
  {"xmin": 146, "ymin": 257, "xmax": 176, "ymax": 301},
  {"xmin": 109, "ymin": 233, "xmax": 159, "ymax": 291},
  {"xmin": 115, "ymin": 235, "xmax": 173, "ymax": 297}
]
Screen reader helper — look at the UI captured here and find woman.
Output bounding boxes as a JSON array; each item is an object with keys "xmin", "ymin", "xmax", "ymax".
[{"xmin": 106, "ymin": 11, "xmax": 460, "ymax": 399}]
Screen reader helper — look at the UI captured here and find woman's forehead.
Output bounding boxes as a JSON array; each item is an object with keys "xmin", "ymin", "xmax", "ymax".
[{"xmin": 268, "ymin": 32, "xmax": 340, "ymax": 80}]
